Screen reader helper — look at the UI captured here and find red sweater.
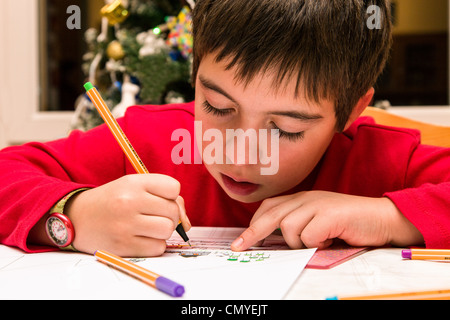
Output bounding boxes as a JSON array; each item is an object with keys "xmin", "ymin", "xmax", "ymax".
[{"xmin": 1, "ymin": 102, "xmax": 450, "ymax": 252}]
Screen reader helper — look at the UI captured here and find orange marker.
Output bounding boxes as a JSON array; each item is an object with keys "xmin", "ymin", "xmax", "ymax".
[
  {"xmin": 84, "ymin": 82, "xmax": 148, "ymax": 174},
  {"xmin": 94, "ymin": 250, "xmax": 184, "ymax": 297},
  {"xmin": 402, "ymin": 248, "xmax": 450, "ymax": 261},
  {"xmin": 84, "ymin": 82, "xmax": 190, "ymax": 245},
  {"xmin": 327, "ymin": 289, "xmax": 450, "ymax": 300}
]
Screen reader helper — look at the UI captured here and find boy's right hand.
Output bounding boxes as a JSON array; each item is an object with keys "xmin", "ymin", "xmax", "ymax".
[{"xmin": 65, "ymin": 174, "xmax": 190, "ymax": 257}]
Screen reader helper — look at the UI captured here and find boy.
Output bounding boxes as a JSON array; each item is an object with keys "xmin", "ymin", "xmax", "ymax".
[{"xmin": 1, "ymin": 0, "xmax": 449, "ymax": 258}]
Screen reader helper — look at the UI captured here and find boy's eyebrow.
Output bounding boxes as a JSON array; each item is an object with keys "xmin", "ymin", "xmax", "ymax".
[
  {"xmin": 199, "ymin": 75, "xmax": 323, "ymax": 122},
  {"xmin": 270, "ymin": 111, "xmax": 323, "ymax": 122},
  {"xmin": 199, "ymin": 75, "xmax": 240, "ymax": 106}
]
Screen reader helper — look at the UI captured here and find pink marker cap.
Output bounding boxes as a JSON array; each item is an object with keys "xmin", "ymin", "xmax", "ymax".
[{"xmin": 402, "ymin": 249, "xmax": 412, "ymax": 259}]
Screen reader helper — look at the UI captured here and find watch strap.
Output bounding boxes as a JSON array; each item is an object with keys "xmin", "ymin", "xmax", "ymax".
[
  {"xmin": 50, "ymin": 188, "xmax": 89, "ymax": 214},
  {"xmin": 49, "ymin": 188, "xmax": 90, "ymax": 251}
]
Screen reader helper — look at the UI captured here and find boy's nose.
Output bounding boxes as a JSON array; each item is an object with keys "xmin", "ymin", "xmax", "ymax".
[{"xmin": 224, "ymin": 129, "xmax": 259, "ymax": 166}]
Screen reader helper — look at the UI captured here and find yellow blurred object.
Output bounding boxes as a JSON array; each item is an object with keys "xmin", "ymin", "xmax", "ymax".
[
  {"xmin": 362, "ymin": 107, "xmax": 450, "ymax": 147},
  {"xmin": 106, "ymin": 40, "xmax": 125, "ymax": 61},
  {"xmin": 101, "ymin": 0, "xmax": 129, "ymax": 25}
]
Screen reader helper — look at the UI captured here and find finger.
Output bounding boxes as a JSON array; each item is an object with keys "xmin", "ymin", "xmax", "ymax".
[
  {"xmin": 278, "ymin": 198, "xmax": 339, "ymax": 250},
  {"xmin": 121, "ymin": 237, "xmax": 167, "ymax": 258},
  {"xmin": 141, "ymin": 174, "xmax": 181, "ymax": 200},
  {"xmin": 231, "ymin": 212, "xmax": 281, "ymax": 252},
  {"xmin": 232, "ymin": 195, "xmax": 304, "ymax": 251},
  {"xmin": 133, "ymin": 215, "xmax": 177, "ymax": 240},
  {"xmin": 277, "ymin": 199, "xmax": 325, "ymax": 249},
  {"xmin": 300, "ymin": 215, "xmax": 339, "ymax": 249},
  {"xmin": 251, "ymin": 239, "xmax": 265, "ymax": 247},
  {"xmin": 139, "ymin": 194, "xmax": 180, "ymax": 225},
  {"xmin": 176, "ymin": 196, "xmax": 191, "ymax": 231},
  {"xmin": 249, "ymin": 195, "xmax": 292, "ymax": 224}
]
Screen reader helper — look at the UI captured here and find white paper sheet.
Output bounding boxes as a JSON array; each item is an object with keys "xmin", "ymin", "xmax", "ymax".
[{"xmin": 0, "ymin": 227, "xmax": 315, "ymax": 300}]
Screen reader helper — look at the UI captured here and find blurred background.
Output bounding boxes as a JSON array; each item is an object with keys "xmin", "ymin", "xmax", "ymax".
[{"xmin": 0, "ymin": 0, "xmax": 449, "ymax": 148}]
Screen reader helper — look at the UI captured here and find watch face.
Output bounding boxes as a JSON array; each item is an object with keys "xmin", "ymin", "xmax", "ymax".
[{"xmin": 46, "ymin": 213, "xmax": 74, "ymax": 247}]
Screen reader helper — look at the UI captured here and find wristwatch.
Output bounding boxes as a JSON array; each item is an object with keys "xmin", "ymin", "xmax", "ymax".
[{"xmin": 45, "ymin": 188, "xmax": 89, "ymax": 251}]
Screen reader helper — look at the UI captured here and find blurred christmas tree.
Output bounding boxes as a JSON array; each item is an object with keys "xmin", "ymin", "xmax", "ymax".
[{"xmin": 72, "ymin": 0, "xmax": 195, "ymax": 130}]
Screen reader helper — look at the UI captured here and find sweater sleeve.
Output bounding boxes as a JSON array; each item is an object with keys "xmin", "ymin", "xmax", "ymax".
[
  {"xmin": 384, "ymin": 144, "xmax": 450, "ymax": 248},
  {"xmin": 0, "ymin": 120, "xmax": 127, "ymax": 253}
]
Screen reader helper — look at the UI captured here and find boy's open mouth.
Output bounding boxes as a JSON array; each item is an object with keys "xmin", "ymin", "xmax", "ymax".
[{"xmin": 220, "ymin": 173, "xmax": 260, "ymax": 196}]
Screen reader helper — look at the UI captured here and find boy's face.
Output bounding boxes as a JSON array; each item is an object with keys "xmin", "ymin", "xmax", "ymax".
[{"xmin": 194, "ymin": 53, "xmax": 338, "ymax": 203}]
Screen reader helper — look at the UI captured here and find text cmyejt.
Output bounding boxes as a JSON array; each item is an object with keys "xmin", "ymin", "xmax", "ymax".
[{"xmin": 181, "ymin": 304, "xmax": 268, "ymax": 317}]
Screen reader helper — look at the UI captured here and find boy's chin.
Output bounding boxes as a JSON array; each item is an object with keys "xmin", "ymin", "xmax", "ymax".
[
  {"xmin": 226, "ymin": 193, "xmax": 264, "ymax": 204},
  {"xmin": 221, "ymin": 186, "xmax": 273, "ymax": 204}
]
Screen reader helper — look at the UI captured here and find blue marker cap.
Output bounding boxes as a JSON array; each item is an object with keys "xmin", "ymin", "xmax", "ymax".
[{"xmin": 155, "ymin": 276, "xmax": 185, "ymax": 297}]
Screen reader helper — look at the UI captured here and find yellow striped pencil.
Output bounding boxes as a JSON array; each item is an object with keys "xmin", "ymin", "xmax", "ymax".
[
  {"xmin": 84, "ymin": 82, "xmax": 190, "ymax": 245},
  {"xmin": 95, "ymin": 250, "xmax": 184, "ymax": 297},
  {"xmin": 402, "ymin": 248, "xmax": 450, "ymax": 261},
  {"xmin": 328, "ymin": 289, "xmax": 450, "ymax": 300}
]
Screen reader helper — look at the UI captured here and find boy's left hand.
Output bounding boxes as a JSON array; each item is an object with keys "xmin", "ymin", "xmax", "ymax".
[{"xmin": 231, "ymin": 191, "xmax": 424, "ymax": 251}]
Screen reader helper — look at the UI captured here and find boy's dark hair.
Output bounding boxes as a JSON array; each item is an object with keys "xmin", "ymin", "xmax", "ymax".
[{"xmin": 191, "ymin": 0, "xmax": 392, "ymax": 132}]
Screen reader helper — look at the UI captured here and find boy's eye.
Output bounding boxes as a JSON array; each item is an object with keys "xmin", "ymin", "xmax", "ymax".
[
  {"xmin": 272, "ymin": 123, "xmax": 305, "ymax": 142},
  {"xmin": 278, "ymin": 130, "xmax": 305, "ymax": 142},
  {"xmin": 202, "ymin": 100, "xmax": 233, "ymax": 116},
  {"xmin": 202, "ymin": 100, "xmax": 304, "ymax": 142}
]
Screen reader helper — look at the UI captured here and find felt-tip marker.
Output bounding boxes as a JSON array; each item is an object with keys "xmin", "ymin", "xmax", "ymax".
[
  {"xmin": 402, "ymin": 248, "xmax": 450, "ymax": 261},
  {"xmin": 327, "ymin": 289, "xmax": 450, "ymax": 300},
  {"xmin": 84, "ymin": 82, "xmax": 190, "ymax": 246},
  {"xmin": 94, "ymin": 250, "xmax": 185, "ymax": 297}
]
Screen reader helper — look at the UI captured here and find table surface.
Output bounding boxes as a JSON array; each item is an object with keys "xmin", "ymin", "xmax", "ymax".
[
  {"xmin": 1, "ymin": 243, "xmax": 449, "ymax": 300},
  {"xmin": 287, "ymin": 247, "xmax": 450, "ymax": 300}
]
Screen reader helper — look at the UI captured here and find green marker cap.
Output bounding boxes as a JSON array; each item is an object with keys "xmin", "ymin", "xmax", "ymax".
[{"xmin": 84, "ymin": 82, "xmax": 94, "ymax": 92}]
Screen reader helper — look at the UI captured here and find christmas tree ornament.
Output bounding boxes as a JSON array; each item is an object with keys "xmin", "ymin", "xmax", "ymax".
[
  {"xmin": 101, "ymin": 0, "xmax": 130, "ymax": 25},
  {"xmin": 166, "ymin": 6, "xmax": 193, "ymax": 60},
  {"xmin": 106, "ymin": 40, "xmax": 125, "ymax": 60},
  {"xmin": 186, "ymin": 0, "xmax": 195, "ymax": 10},
  {"xmin": 73, "ymin": 0, "xmax": 194, "ymax": 130},
  {"xmin": 106, "ymin": 58, "xmax": 126, "ymax": 87},
  {"xmin": 72, "ymin": 93, "xmax": 103, "ymax": 131},
  {"xmin": 112, "ymin": 75, "xmax": 140, "ymax": 118},
  {"xmin": 84, "ymin": 28, "xmax": 99, "ymax": 45},
  {"xmin": 137, "ymin": 30, "xmax": 169, "ymax": 57}
]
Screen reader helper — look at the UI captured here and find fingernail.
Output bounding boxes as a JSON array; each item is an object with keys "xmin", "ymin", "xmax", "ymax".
[{"xmin": 231, "ymin": 237, "xmax": 244, "ymax": 250}]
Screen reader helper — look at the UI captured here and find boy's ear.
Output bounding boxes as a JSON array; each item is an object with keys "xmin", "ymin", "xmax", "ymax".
[{"xmin": 342, "ymin": 87, "xmax": 375, "ymax": 131}]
